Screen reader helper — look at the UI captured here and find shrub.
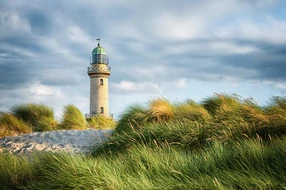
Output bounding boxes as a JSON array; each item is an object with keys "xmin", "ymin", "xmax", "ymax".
[{"xmin": 59, "ymin": 104, "xmax": 86, "ymax": 130}]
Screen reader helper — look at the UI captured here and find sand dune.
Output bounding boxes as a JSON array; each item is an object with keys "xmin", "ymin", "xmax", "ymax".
[{"xmin": 0, "ymin": 129, "xmax": 113, "ymax": 154}]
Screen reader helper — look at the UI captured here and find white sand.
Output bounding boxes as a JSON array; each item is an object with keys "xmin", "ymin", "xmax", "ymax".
[{"xmin": 0, "ymin": 129, "xmax": 113, "ymax": 154}]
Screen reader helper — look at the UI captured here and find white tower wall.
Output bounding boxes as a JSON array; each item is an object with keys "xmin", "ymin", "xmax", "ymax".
[{"xmin": 90, "ymin": 76, "xmax": 109, "ymax": 116}]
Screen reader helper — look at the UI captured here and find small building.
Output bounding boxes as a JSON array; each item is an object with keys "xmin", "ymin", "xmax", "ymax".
[{"xmin": 87, "ymin": 40, "xmax": 112, "ymax": 118}]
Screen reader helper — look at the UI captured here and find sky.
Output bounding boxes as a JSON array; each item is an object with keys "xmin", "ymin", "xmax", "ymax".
[{"xmin": 0, "ymin": 0, "xmax": 286, "ymax": 120}]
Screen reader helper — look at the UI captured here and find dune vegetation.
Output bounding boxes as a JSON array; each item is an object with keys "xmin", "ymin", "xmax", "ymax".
[
  {"xmin": 0, "ymin": 94, "xmax": 286, "ymax": 189},
  {"xmin": 86, "ymin": 114, "xmax": 116, "ymax": 130},
  {"xmin": 59, "ymin": 104, "xmax": 87, "ymax": 130},
  {"xmin": 0, "ymin": 103, "xmax": 116, "ymax": 137}
]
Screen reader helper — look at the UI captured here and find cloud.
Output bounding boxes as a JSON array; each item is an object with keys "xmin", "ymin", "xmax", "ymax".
[
  {"xmin": 0, "ymin": 0, "xmax": 285, "ymax": 118},
  {"xmin": 110, "ymin": 80, "xmax": 160, "ymax": 94},
  {"xmin": 29, "ymin": 81, "xmax": 63, "ymax": 97},
  {"xmin": 213, "ymin": 17, "xmax": 286, "ymax": 44},
  {"xmin": 0, "ymin": 11, "xmax": 31, "ymax": 36}
]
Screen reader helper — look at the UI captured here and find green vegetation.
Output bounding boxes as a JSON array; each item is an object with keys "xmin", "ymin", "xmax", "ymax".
[
  {"xmin": 0, "ymin": 112, "xmax": 31, "ymax": 137},
  {"xmin": 10, "ymin": 103, "xmax": 58, "ymax": 132},
  {"xmin": 107, "ymin": 94, "xmax": 286, "ymax": 155},
  {"xmin": 1, "ymin": 137, "xmax": 286, "ymax": 189},
  {"xmin": 0, "ymin": 103, "xmax": 115, "ymax": 137},
  {"xmin": 86, "ymin": 114, "xmax": 116, "ymax": 129},
  {"xmin": 0, "ymin": 94, "xmax": 286, "ymax": 189},
  {"xmin": 59, "ymin": 104, "xmax": 87, "ymax": 130}
]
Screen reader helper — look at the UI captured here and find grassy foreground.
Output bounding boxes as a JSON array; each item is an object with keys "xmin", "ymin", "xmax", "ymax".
[
  {"xmin": 0, "ymin": 94, "xmax": 286, "ymax": 189},
  {"xmin": 1, "ymin": 138, "xmax": 286, "ymax": 189}
]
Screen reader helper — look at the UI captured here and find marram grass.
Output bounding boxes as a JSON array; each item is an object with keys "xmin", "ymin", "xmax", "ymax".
[
  {"xmin": 173, "ymin": 100, "xmax": 211, "ymax": 123},
  {"xmin": 1, "ymin": 138, "xmax": 286, "ymax": 189},
  {"xmin": 10, "ymin": 103, "xmax": 57, "ymax": 132},
  {"xmin": 86, "ymin": 114, "xmax": 116, "ymax": 129},
  {"xmin": 147, "ymin": 98, "xmax": 174, "ymax": 123},
  {"xmin": 59, "ymin": 104, "xmax": 87, "ymax": 130},
  {"xmin": 0, "ymin": 112, "xmax": 31, "ymax": 137},
  {"xmin": 1, "ymin": 103, "xmax": 117, "ymax": 135},
  {"xmin": 0, "ymin": 94, "xmax": 286, "ymax": 189}
]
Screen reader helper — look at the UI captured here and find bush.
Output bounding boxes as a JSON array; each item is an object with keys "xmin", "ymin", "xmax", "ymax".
[{"xmin": 59, "ymin": 104, "xmax": 86, "ymax": 130}]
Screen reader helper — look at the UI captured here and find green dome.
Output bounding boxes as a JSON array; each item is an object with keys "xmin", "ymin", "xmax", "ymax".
[{"xmin": 92, "ymin": 43, "xmax": 106, "ymax": 54}]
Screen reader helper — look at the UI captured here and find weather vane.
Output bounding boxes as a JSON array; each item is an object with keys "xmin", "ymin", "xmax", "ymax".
[{"xmin": 96, "ymin": 38, "xmax": 101, "ymax": 47}]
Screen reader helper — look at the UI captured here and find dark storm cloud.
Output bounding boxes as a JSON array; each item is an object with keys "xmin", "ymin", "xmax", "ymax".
[
  {"xmin": 26, "ymin": 11, "xmax": 51, "ymax": 35},
  {"xmin": 1, "ymin": 0, "xmax": 286, "ymax": 88},
  {"xmin": 0, "ymin": 1, "xmax": 93, "ymax": 90},
  {"xmin": 216, "ymin": 42, "xmax": 286, "ymax": 81},
  {"xmin": 120, "ymin": 38, "xmax": 286, "ymax": 83},
  {"xmin": 0, "ymin": 60, "xmax": 34, "ymax": 89}
]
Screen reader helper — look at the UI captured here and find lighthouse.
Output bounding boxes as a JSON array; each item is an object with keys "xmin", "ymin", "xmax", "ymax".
[{"xmin": 87, "ymin": 39, "xmax": 111, "ymax": 117}]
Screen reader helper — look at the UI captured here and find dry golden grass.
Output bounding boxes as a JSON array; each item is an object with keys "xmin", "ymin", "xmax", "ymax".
[
  {"xmin": 147, "ymin": 98, "xmax": 174, "ymax": 122},
  {"xmin": 0, "ymin": 113, "xmax": 31, "ymax": 137}
]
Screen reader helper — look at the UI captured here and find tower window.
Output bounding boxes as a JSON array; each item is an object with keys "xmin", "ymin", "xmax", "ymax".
[
  {"xmin": 100, "ymin": 107, "xmax": 104, "ymax": 114},
  {"xmin": 100, "ymin": 79, "xmax": 103, "ymax": 85}
]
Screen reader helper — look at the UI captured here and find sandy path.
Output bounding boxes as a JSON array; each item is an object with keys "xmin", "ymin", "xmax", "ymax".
[{"xmin": 0, "ymin": 129, "xmax": 113, "ymax": 154}]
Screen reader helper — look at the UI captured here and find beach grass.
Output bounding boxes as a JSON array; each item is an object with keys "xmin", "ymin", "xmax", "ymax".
[
  {"xmin": 58, "ymin": 104, "xmax": 87, "ymax": 130},
  {"xmin": 1, "ymin": 137, "xmax": 286, "ymax": 189},
  {"xmin": 0, "ymin": 112, "xmax": 32, "ymax": 137},
  {"xmin": 1, "ymin": 103, "xmax": 116, "ymax": 135},
  {"xmin": 86, "ymin": 114, "xmax": 116, "ymax": 129},
  {"xmin": 10, "ymin": 103, "xmax": 57, "ymax": 132},
  {"xmin": 0, "ymin": 94, "xmax": 286, "ymax": 189}
]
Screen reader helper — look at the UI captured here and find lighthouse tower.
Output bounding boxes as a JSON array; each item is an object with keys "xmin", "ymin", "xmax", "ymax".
[{"xmin": 87, "ymin": 39, "xmax": 111, "ymax": 117}]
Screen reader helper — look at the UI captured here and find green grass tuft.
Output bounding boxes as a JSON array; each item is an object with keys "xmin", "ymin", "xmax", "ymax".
[
  {"xmin": 115, "ymin": 104, "xmax": 148, "ymax": 133},
  {"xmin": 59, "ymin": 104, "xmax": 87, "ymax": 130},
  {"xmin": 0, "ymin": 153, "xmax": 33, "ymax": 189},
  {"xmin": 86, "ymin": 115, "xmax": 116, "ymax": 129},
  {"xmin": 10, "ymin": 103, "xmax": 56, "ymax": 132},
  {"xmin": 173, "ymin": 99, "xmax": 211, "ymax": 123},
  {"xmin": 147, "ymin": 98, "xmax": 174, "ymax": 123},
  {"xmin": 0, "ymin": 112, "xmax": 31, "ymax": 137}
]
